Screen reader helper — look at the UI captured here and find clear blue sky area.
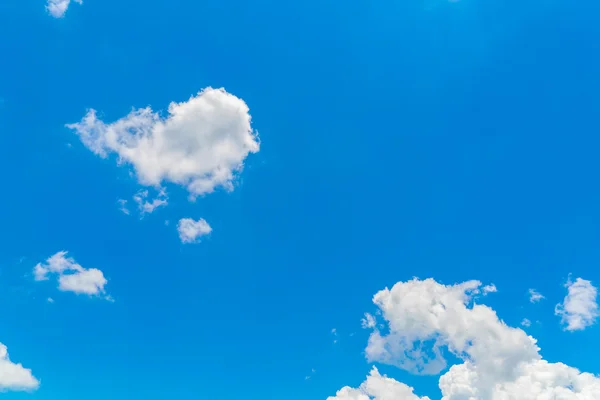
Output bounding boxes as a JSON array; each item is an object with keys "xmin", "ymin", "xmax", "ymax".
[{"xmin": 0, "ymin": 0, "xmax": 599, "ymax": 399}]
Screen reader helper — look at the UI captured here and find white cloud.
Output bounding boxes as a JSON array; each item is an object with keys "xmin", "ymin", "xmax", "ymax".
[
  {"xmin": 177, "ymin": 218, "xmax": 212, "ymax": 243},
  {"xmin": 327, "ymin": 367, "xmax": 430, "ymax": 400},
  {"xmin": 0, "ymin": 343, "xmax": 39, "ymax": 391},
  {"xmin": 118, "ymin": 189, "xmax": 168, "ymax": 216},
  {"xmin": 482, "ymin": 284, "xmax": 497, "ymax": 295},
  {"xmin": 33, "ymin": 251, "xmax": 109, "ymax": 298},
  {"xmin": 361, "ymin": 313, "xmax": 376, "ymax": 329},
  {"xmin": 334, "ymin": 278, "xmax": 600, "ymax": 399},
  {"xmin": 67, "ymin": 88, "xmax": 260, "ymax": 198},
  {"xmin": 521, "ymin": 318, "xmax": 531, "ymax": 327},
  {"xmin": 439, "ymin": 359, "xmax": 600, "ymax": 399},
  {"xmin": 46, "ymin": 0, "xmax": 81, "ymax": 18},
  {"xmin": 528, "ymin": 288, "xmax": 545, "ymax": 303},
  {"xmin": 555, "ymin": 277, "xmax": 598, "ymax": 332},
  {"xmin": 117, "ymin": 199, "xmax": 130, "ymax": 215},
  {"xmin": 133, "ymin": 188, "xmax": 168, "ymax": 215}
]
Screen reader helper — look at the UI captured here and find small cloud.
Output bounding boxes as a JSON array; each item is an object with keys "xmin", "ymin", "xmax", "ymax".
[
  {"xmin": 521, "ymin": 318, "xmax": 531, "ymax": 327},
  {"xmin": 117, "ymin": 199, "xmax": 130, "ymax": 215},
  {"xmin": 46, "ymin": 0, "xmax": 82, "ymax": 18},
  {"xmin": 133, "ymin": 188, "xmax": 168, "ymax": 216},
  {"xmin": 305, "ymin": 368, "xmax": 316, "ymax": 380},
  {"xmin": 177, "ymin": 218, "xmax": 212, "ymax": 244},
  {"xmin": 361, "ymin": 313, "xmax": 377, "ymax": 329},
  {"xmin": 33, "ymin": 251, "xmax": 110, "ymax": 299},
  {"xmin": 47, "ymin": 297, "xmax": 54, "ymax": 303},
  {"xmin": 482, "ymin": 284, "xmax": 497, "ymax": 295},
  {"xmin": 528, "ymin": 289, "xmax": 545, "ymax": 303},
  {"xmin": 555, "ymin": 277, "xmax": 598, "ymax": 332}
]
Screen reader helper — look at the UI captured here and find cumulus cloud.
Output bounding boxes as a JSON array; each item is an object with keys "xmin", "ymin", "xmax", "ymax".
[
  {"xmin": 177, "ymin": 218, "xmax": 212, "ymax": 243},
  {"xmin": 0, "ymin": 343, "xmax": 39, "ymax": 391},
  {"xmin": 528, "ymin": 288, "xmax": 545, "ymax": 303},
  {"xmin": 67, "ymin": 88, "xmax": 260, "ymax": 198},
  {"xmin": 46, "ymin": 0, "xmax": 81, "ymax": 18},
  {"xmin": 330, "ymin": 278, "xmax": 600, "ymax": 399},
  {"xmin": 327, "ymin": 367, "xmax": 430, "ymax": 400},
  {"xmin": 555, "ymin": 277, "xmax": 598, "ymax": 332},
  {"xmin": 33, "ymin": 251, "xmax": 109, "ymax": 298}
]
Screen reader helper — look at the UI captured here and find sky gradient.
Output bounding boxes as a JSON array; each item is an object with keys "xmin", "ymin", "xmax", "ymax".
[{"xmin": 0, "ymin": 0, "xmax": 599, "ymax": 399}]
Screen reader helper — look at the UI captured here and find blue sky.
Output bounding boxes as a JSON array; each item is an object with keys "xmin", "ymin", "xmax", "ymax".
[{"xmin": 1, "ymin": 0, "xmax": 600, "ymax": 399}]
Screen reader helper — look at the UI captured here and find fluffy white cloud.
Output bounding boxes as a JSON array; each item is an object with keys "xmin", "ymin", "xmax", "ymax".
[
  {"xmin": 365, "ymin": 279, "xmax": 536, "ymax": 377},
  {"xmin": 34, "ymin": 251, "xmax": 109, "ymax": 298},
  {"xmin": 177, "ymin": 218, "xmax": 212, "ymax": 243},
  {"xmin": 327, "ymin": 367, "xmax": 430, "ymax": 400},
  {"xmin": 528, "ymin": 288, "xmax": 545, "ymax": 303},
  {"xmin": 555, "ymin": 277, "xmax": 598, "ymax": 332},
  {"xmin": 0, "ymin": 343, "xmax": 39, "ymax": 391},
  {"xmin": 67, "ymin": 88, "xmax": 260, "ymax": 198},
  {"xmin": 439, "ymin": 359, "xmax": 600, "ymax": 399},
  {"xmin": 46, "ymin": 0, "xmax": 81, "ymax": 18},
  {"xmin": 330, "ymin": 278, "xmax": 600, "ymax": 399}
]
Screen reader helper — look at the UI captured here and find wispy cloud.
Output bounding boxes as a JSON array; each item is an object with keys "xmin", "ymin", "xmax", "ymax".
[{"xmin": 528, "ymin": 288, "xmax": 545, "ymax": 303}]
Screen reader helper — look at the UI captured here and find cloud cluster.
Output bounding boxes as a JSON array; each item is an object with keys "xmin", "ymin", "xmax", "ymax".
[
  {"xmin": 67, "ymin": 88, "xmax": 260, "ymax": 198},
  {"xmin": 331, "ymin": 278, "xmax": 600, "ymax": 400},
  {"xmin": 177, "ymin": 218, "xmax": 212, "ymax": 243},
  {"xmin": 46, "ymin": 0, "xmax": 81, "ymax": 18},
  {"xmin": 133, "ymin": 188, "xmax": 168, "ymax": 215},
  {"xmin": 0, "ymin": 343, "xmax": 39, "ymax": 391},
  {"xmin": 117, "ymin": 188, "xmax": 168, "ymax": 216},
  {"xmin": 34, "ymin": 251, "xmax": 109, "ymax": 298},
  {"xmin": 555, "ymin": 278, "xmax": 598, "ymax": 332}
]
